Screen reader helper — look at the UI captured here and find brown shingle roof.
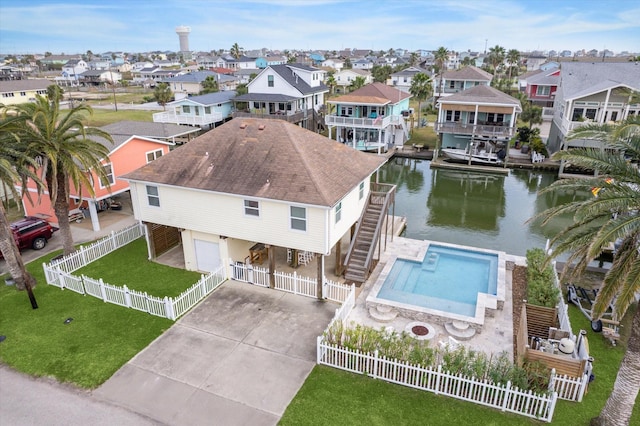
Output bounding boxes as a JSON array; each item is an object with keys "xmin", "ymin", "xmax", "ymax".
[
  {"xmin": 123, "ymin": 118, "xmax": 386, "ymax": 207},
  {"xmin": 330, "ymin": 82, "xmax": 410, "ymax": 104},
  {"xmin": 441, "ymin": 85, "xmax": 522, "ymax": 111},
  {"xmin": 442, "ymin": 66, "xmax": 493, "ymax": 81}
]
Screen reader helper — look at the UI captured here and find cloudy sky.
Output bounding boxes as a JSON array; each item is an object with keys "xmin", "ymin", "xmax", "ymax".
[{"xmin": 1, "ymin": 0, "xmax": 639, "ymax": 55}]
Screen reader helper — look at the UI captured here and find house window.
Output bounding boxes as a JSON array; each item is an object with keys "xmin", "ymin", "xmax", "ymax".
[
  {"xmin": 340, "ymin": 106, "xmax": 353, "ymax": 116},
  {"xmin": 335, "ymin": 202, "xmax": 342, "ymax": 223},
  {"xmin": 449, "ymin": 81, "xmax": 455, "ymax": 89},
  {"xmin": 446, "ymin": 110, "xmax": 452, "ymax": 121},
  {"xmin": 585, "ymin": 109, "xmax": 597, "ymax": 120},
  {"xmin": 454, "ymin": 111, "xmax": 461, "ymax": 122},
  {"xmin": 204, "ymin": 106, "xmax": 211, "ymax": 114},
  {"xmin": 314, "ymin": 94, "xmax": 318, "ymax": 105},
  {"xmin": 359, "ymin": 182, "xmax": 365, "ymax": 200},
  {"xmin": 290, "ymin": 206, "xmax": 306, "ymax": 231},
  {"xmin": 244, "ymin": 200, "xmax": 260, "ymax": 217},
  {"xmin": 536, "ymin": 86, "xmax": 551, "ymax": 96},
  {"xmin": 183, "ymin": 105, "xmax": 190, "ymax": 113},
  {"xmin": 100, "ymin": 164, "xmax": 115, "ymax": 188},
  {"xmin": 20, "ymin": 91, "xmax": 26, "ymax": 96},
  {"xmin": 469, "ymin": 112, "xmax": 476, "ymax": 124},
  {"xmin": 146, "ymin": 185, "xmax": 160, "ymax": 207},
  {"xmin": 2, "ymin": 93, "xmax": 14, "ymax": 98},
  {"xmin": 146, "ymin": 149, "xmax": 163, "ymax": 163},
  {"xmin": 268, "ymin": 75, "xmax": 274, "ymax": 87},
  {"xmin": 572, "ymin": 108, "xmax": 584, "ymax": 121}
]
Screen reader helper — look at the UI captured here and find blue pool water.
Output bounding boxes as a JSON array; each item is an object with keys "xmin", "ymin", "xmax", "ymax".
[{"xmin": 378, "ymin": 245, "xmax": 498, "ymax": 317}]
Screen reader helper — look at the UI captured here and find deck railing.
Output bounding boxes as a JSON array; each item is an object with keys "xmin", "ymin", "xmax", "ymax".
[{"xmin": 435, "ymin": 122, "xmax": 515, "ymax": 137}]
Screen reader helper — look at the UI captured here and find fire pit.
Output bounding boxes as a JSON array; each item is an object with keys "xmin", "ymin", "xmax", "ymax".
[{"xmin": 405, "ymin": 321, "xmax": 437, "ymax": 341}]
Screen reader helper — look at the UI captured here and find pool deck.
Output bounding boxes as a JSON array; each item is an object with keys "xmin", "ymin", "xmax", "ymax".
[{"xmin": 347, "ymin": 236, "xmax": 526, "ymax": 361}]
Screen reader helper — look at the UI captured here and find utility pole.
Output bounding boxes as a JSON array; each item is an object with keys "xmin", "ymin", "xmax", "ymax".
[
  {"xmin": 484, "ymin": 39, "xmax": 488, "ymax": 55},
  {"xmin": 109, "ymin": 68, "xmax": 118, "ymax": 111}
]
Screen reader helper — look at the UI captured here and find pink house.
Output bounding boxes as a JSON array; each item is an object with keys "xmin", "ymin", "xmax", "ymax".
[{"xmin": 21, "ymin": 134, "xmax": 174, "ymax": 231}]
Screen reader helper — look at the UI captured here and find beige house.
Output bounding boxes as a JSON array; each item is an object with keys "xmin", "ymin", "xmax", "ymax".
[
  {"xmin": 123, "ymin": 118, "xmax": 386, "ymax": 284},
  {"xmin": 0, "ymin": 79, "xmax": 50, "ymax": 105},
  {"xmin": 334, "ymin": 69, "xmax": 373, "ymax": 93}
]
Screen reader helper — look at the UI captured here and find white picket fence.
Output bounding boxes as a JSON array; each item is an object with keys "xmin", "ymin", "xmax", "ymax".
[
  {"xmin": 229, "ymin": 260, "xmax": 353, "ymax": 303},
  {"xmin": 45, "ymin": 265, "xmax": 226, "ymax": 320},
  {"xmin": 47, "ymin": 222, "xmax": 145, "ymax": 274},
  {"xmin": 316, "ymin": 340, "xmax": 556, "ymax": 422},
  {"xmin": 550, "ymin": 368, "xmax": 590, "ymax": 402}
]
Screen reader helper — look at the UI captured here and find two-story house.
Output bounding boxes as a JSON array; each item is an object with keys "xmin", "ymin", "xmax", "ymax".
[
  {"xmin": 524, "ymin": 66, "xmax": 560, "ymax": 116},
  {"xmin": 79, "ymin": 70, "xmax": 122, "ymax": 86},
  {"xmin": 161, "ymin": 71, "xmax": 238, "ymax": 96},
  {"xmin": 0, "ymin": 79, "xmax": 50, "ymax": 105},
  {"xmin": 388, "ymin": 67, "xmax": 430, "ymax": 93},
  {"xmin": 56, "ymin": 59, "xmax": 88, "ymax": 86},
  {"xmin": 122, "ymin": 118, "xmax": 387, "ymax": 287},
  {"xmin": 438, "ymin": 66, "xmax": 493, "ymax": 99},
  {"xmin": 435, "ymin": 85, "xmax": 522, "ymax": 162},
  {"xmin": 325, "ymin": 82, "xmax": 411, "ymax": 153},
  {"xmin": 333, "ymin": 69, "xmax": 372, "ymax": 94},
  {"xmin": 546, "ymin": 62, "xmax": 640, "ymax": 176},
  {"xmin": 232, "ymin": 63, "xmax": 328, "ymax": 130},
  {"xmin": 153, "ymin": 91, "xmax": 236, "ymax": 129}
]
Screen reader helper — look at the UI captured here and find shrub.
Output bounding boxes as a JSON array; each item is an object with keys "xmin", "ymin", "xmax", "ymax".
[
  {"xmin": 526, "ymin": 248, "xmax": 560, "ymax": 307},
  {"xmin": 529, "ymin": 136, "xmax": 548, "ymax": 157}
]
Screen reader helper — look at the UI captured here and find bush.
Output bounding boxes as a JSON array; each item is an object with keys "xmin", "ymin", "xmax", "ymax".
[
  {"xmin": 526, "ymin": 248, "xmax": 560, "ymax": 307},
  {"xmin": 529, "ymin": 136, "xmax": 548, "ymax": 157}
]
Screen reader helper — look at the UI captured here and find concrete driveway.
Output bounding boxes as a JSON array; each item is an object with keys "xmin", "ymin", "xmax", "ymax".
[{"xmin": 94, "ymin": 280, "xmax": 336, "ymax": 426}]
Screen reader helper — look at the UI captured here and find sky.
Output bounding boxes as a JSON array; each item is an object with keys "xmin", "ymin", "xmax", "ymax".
[{"xmin": 1, "ymin": 0, "xmax": 639, "ymax": 55}]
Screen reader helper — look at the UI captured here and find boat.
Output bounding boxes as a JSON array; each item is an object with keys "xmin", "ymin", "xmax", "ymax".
[{"xmin": 441, "ymin": 138, "xmax": 507, "ymax": 165}]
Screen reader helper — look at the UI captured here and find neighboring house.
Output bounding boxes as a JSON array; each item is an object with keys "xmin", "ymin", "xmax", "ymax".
[
  {"xmin": 79, "ymin": 70, "xmax": 122, "ymax": 86},
  {"xmin": 161, "ymin": 71, "xmax": 238, "ymax": 95},
  {"xmin": 0, "ymin": 79, "xmax": 50, "ymax": 105},
  {"xmin": 352, "ymin": 58, "xmax": 374, "ymax": 70},
  {"xmin": 333, "ymin": 69, "xmax": 372, "ymax": 93},
  {"xmin": 256, "ymin": 56, "xmax": 286, "ymax": 68},
  {"xmin": 56, "ymin": 59, "xmax": 88, "ymax": 86},
  {"xmin": 132, "ymin": 66, "xmax": 178, "ymax": 86},
  {"xmin": 236, "ymin": 56, "xmax": 258, "ymax": 70},
  {"xmin": 525, "ymin": 66, "xmax": 560, "ymax": 109},
  {"xmin": 325, "ymin": 82, "xmax": 412, "ymax": 153},
  {"xmin": 20, "ymin": 131, "xmax": 175, "ymax": 232},
  {"xmin": 438, "ymin": 66, "xmax": 493, "ymax": 98},
  {"xmin": 123, "ymin": 118, "xmax": 386, "ymax": 281},
  {"xmin": 153, "ymin": 91, "xmax": 236, "ymax": 129},
  {"xmin": 435, "ymin": 85, "xmax": 522, "ymax": 153},
  {"xmin": 546, "ymin": 62, "xmax": 640, "ymax": 176},
  {"xmin": 100, "ymin": 121, "xmax": 202, "ymax": 145},
  {"xmin": 88, "ymin": 59, "xmax": 112, "ymax": 70},
  {"xmin": 232, "ymin": 63, "xmax": 328, "ymax": 129},
  {"xmin": 525, "ymin": 54, "xmax": 548, "ymax": 71},
  {"xmin": 322, "ymin": 58, "xmax": 344, "ymax": 71},
  {"xmin": 389, "ymin": 67, "xmax": 430, "ymax": 93},
  {"xmin": 517, "ymin": 69, "xmax": 543, "ymax": 93},
  {"xmin": 234, "ymin": 68, "xmax": 258, "ymax": 85}
]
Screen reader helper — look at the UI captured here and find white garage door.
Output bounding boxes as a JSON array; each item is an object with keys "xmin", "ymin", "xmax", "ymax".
[{"xmin": 194, "ymin": 239, "xmax": 221, "ymax": 272}]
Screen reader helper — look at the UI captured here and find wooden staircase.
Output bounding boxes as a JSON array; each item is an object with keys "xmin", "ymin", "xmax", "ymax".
[{"xmin": 343, "ymin": 184, "xmax": 395, "ymax": 284}]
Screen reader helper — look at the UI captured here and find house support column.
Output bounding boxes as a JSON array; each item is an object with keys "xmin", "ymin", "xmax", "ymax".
[
  {"xmin": 316, "ymin": 254, "xmax": 324, "ymax": 300},
  {"xmin": 268, "ymin": 244, "xmax": 275, "ymax": 289},
  {"xmin": 88, "ymin": 199, "xmax": 100, "ymax": 232},
  {"xmin": 601, "ymin": 88, "xmax": 612, "ymax": 123},
  {"xmin": 335, "ymin": 238, "xmax": 342, "ymax": 276}
]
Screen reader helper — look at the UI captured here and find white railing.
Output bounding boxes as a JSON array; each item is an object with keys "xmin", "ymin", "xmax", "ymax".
[
  {"xmin": 323, "ymin": 279, "xmax": 353, "ymax": 303},
  {"xmin": 44, "ymin": 266, "xmax": 227, "ymax": 321},
  {"xmin": 317, "ymin": 339, "xmax": 557, "ymax": 422},
  {"xmin": 230, "ymin": 261, "xmax": 270, "ymax": 287},
  {"xmin": 542, "ymin": 107, "xmax": 554, "ymax": 120},
  {"xmin": 274, "ymin": 270, "xmax": 317, "ymax": 298},
  {"xmin": 324, "ymin": 115, "xmax": 392, "ymax": 129},
  {"xmin": 45, "ymin": 222, "xmax": 145, "ymax": 276},
  {"xmin": 152, "ymin": 111, "xmax": 223, "ymax": 126},
  {"xmin": 550, "ymin": 369, "xmax": 590, "ymax": 402}
]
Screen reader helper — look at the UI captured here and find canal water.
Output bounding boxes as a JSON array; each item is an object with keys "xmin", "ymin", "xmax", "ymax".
[{"xmin": 377, "ymin": 158, "xmax": 588, "ymax": 257}]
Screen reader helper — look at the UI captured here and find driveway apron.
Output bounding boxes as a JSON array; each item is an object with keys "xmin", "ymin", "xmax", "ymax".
[{"xmin": 94, "ymin": 280, "xmax": 336, "ymax": 426}]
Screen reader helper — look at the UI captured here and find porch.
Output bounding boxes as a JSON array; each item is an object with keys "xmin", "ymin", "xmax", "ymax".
[
  {"xmin": 435, "ymin": 122, "xmax": 515, "ymax": 138},
  {"xmin": 152, "ymin": 110, "xmax": 223, "ymax": 127}
]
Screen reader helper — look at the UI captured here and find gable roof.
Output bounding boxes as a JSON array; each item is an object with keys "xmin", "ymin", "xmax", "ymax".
[
  {"xmin": 559, "ymin": 62, "xmax": 640, "ymax": 100},
  {"xmin": 123, "ymin": 118, "xmax": 386, "ymax": 207},
  {"xmin": 162, "ymin": 71, "xmax": 218, "ymax": 83},
  {"xmin": 0, "ymin": 79, "xmax": 51, "ymax": 92},
  {"xmin": 442, "ymin": 66, "xmax": 493, "ymax": 81},
  {"xmin": 330, "ymin": 82, "xmax": 411, "ymax": 105},
  {"xmin": 266, "ymin": 63, "xmax": 328, "ymax": 95},
  {"xmin": 99, "ymin": 121, "xmax": 201, "ymax": 140},
  {"xmin": 439, "ymin": 85, "xmax": 522, "ymax": 111},
  {"xmin": 527, "ymin": 68, "xmax": 560, "ymax": 86},
  {"xmin": 171, "ymin": 91, "xmax": 237, "ymax": 106}
]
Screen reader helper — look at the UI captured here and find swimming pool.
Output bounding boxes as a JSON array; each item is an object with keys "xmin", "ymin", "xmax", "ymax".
[{"xmin": 366, "ymin": 241, "xmax": 506, "ymax": 327}]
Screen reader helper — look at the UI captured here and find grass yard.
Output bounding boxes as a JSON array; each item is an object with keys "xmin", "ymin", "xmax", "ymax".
[
  {"xmin": 82, "ymin": 109, "xmax": 154, "ymax": 127},
  {"xmin": 0, "ymin": 238, "xmax": 204, "ymax": 388},
  {"xmin": 75, "ymin": 238, "xmax": 201, "ymax": 298},
  {"xmin": 280, "ymin": 303, "xmax": 639, "ymax": 425},
  {"xmin": 407, "ymin": 124, "xmax": 438, "ymax": 148}
]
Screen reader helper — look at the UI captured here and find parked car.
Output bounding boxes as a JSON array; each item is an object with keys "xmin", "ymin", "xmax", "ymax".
[{"xmin": 0, "ymin": 217, "xmax": 58, "ymax": 258}]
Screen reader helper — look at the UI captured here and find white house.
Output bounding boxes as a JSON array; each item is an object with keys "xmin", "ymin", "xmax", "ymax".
[
  {"xmin": 153, "ymin": 91, "xmax": 236, "ymax": 129},
  {"xmin": 333, "ymin": 69, "xmax": 372, "ymax": 93},
  {"xmin": 123, "ymin": 118, "xmax": 386, "ymax": 286}
]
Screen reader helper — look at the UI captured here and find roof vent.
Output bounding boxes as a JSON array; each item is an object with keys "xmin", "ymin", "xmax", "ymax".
[
  {"xmin": 239, "ymin": 122, "xmax": 248, "ymax": 129},
  {"xmin": 258, "ymin": 124, "xmax": 265, "ymax": 130}
]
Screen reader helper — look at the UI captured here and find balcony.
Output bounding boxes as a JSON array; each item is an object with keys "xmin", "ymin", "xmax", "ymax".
[
  {"xmin": 324, "ymin": 115, "xmax": 393, "ymax": 129},
  {"xmin": 232, "ymin": 109, "xmax": 311, "ymax": 124},
  {"xmin": 153, "ymin": 111, "xmax": 223, "ymax": 127},
  {"xmin": 435, "ymin": 122, "xmax": 515, "ymax": 138}
]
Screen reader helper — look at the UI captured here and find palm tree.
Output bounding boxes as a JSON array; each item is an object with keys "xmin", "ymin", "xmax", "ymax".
[
  {"xmin": 153, "ymin": 83, "xmax": 173, "ymax": 110},
  {"xmin": 536, "ymin": 116, "xmax": 640, "ymax": 426},
  {"xmin": 200, "ymin": 76, "xmax": 218, "ymax": 94},
  {"xmin": 349, "ymin": 76, "xmax": 366, "ymax": 92},
  {"xmin": 14, "ymin": 94, "xmax": 113, "ymax": 255},
  {"xmin": 461, "ymin": 56, "xmax": 474, "ymax": 67},
  {"xmin": 0, "ymin": 107, "xmax": 45, "ymax": 307},
  {"xmin": 230, "ymin": 43, "xmax": 243, "ymax": 59},
  {"xmin": 409, "ymin": 73, "xmax": 433, "ymax": 128},
  {"xmin": 506, "ymin": 49, "xmax": 521, "ymax": 82},
  {"xmin": 488, "ymin": 45, "xmax": 506, "ymax": 78},
  {"xmin": 409, "ymin": 52, "xmax": 419, "ymax": 66},
  {"xmin": 325, "ymin": 74, "xmax": 336, "ymax": 95},
  {"xmin": 433, "ymin": 47, "xmax": 449, "ymax": 101}
]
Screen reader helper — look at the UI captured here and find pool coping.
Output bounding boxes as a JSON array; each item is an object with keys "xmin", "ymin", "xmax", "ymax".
[{"xmin": 365, "ymin": 240, "xmax": 506, "ymax": 329}]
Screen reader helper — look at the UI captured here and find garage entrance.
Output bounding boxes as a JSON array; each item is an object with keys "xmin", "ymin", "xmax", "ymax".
[{"xmin": 194, "ymin": 239, "xmax": 221, "ymax": 272}]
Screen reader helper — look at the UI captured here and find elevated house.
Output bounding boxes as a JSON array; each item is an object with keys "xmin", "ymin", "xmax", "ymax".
[
  {"xmin": 325, "ymin": 82, "xmax": 412, "ymax": 153},
  {"xmin": 123, "ymin": 118, "xmax": 393, "ymax": 288},
  {"xmin": 333, "ymin": 69, "xmax": 373, "ymax": 93},
  {"xmin": 435, "ymin": 85, "xmax": 522, "ymax": 156},
  {"xmin": 0, "ymin": 79, "xmax": 50, "ymax": 105},
  {"xmin": 161, "ymin": 71, "xmax": 238, "ymax": 96},
  {"xmin": 438, "ymin": 66, "xmax": 493, "ymax": 99},
  {"xmin": 78, "ymin": 69, "xmax": 122, "ymax": 86},
  {"xmin": 153, "ymin": 91, "xmax": 236, "ymax": 129},
  {"xmin": 389, "ymin": 66, "xmax": 430, "ymax": 93},
  {"xmin": 232, "ymin": 63, "xmax": 328, "ymax": 130},
  {"xmin": 546, "ymin": 62, "xmax": 640, "ymax": 177},
  {"xmin": 525, "ymin": 66, "xmax": 560, "ymax": 120}
]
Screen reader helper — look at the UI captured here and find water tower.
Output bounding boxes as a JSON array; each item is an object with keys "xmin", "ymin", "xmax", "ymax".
[{"xmin": 175, "ymin": 26, "xmax": 191, "ymax": 52}]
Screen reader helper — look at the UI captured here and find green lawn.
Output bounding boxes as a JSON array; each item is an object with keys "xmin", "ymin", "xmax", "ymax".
[
  {"xmin": 280, "ymin": 303, "xmax": 639, "ymax": 425},
  {"xmin": 407, "ymin": 124, "xmax": 438, "ymax": 148},
  {"xmin": 0, "ymin": 239, "xmax": 201, "ymax": 388},
  {"xmin": 83, "ymin": 109, "xmax": 154, "ymax": 127},
  {"xmin": 75, "ymin": 238, "xmax": 201, "ymax": 297}
]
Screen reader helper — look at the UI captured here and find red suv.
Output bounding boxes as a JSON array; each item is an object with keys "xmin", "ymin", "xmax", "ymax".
[{"xmin": 5, "ymin": 216, "xmax": 58, "ymax": 255}]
